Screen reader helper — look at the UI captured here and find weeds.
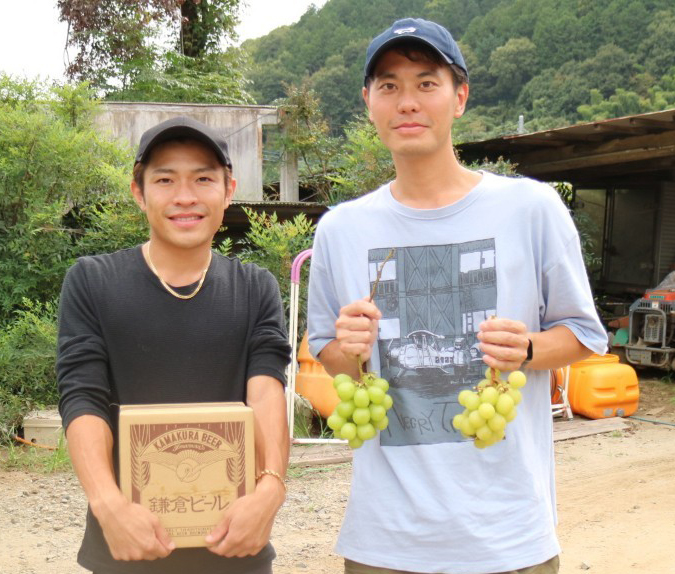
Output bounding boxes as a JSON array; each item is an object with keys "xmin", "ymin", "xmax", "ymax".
[{"xmin": 1, "ymin": 433, "xmax": 71, "ymax": 473}]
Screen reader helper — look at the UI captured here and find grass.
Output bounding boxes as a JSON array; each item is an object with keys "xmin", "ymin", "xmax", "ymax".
[
  {"xmin": 1, "ymin": 432, "xmax": 72, "ymax": 473},
  {"xmin": 287, "ymin": 462, "xmax": 351, "ymax": 480},
  {"xmin": 293, "ymin": 410, "xmax": 334, "ymax": 440}
]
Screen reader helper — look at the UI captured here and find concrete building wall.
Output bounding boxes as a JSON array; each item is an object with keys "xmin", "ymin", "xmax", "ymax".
[{"xmin": 96, "ymin": 102, "xmax": 280, "ymax": 201}]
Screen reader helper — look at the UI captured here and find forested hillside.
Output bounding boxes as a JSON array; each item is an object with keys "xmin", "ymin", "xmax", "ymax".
[{"xmin": 244, "ymin": 0, "xmax": 675, "ymax": 140}]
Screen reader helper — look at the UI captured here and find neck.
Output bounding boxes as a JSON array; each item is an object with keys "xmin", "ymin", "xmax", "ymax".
[
  {"xmin": 143, "ymin": 240, "xmax": 212, "ymax": 287},
  {"xmin": 390, "ymin": 145, "xmax": 482, "ymax": 209}
]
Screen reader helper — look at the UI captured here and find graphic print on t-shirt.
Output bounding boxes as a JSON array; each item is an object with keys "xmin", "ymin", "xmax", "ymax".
[{"xmin": 371, "ymin": 240, "xmax": 496, "ymax": 446}]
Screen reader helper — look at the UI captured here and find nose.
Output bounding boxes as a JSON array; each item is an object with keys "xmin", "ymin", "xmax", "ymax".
[
  {"xmin": 173, "ymin": 179, "xmax": 198, "ymax": 205},
  {"xmin": 396, "ymin": 86, "xmax": 420, "ymax": 114}
]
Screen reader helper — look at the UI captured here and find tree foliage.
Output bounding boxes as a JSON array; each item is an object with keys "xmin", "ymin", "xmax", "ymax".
[
  {"xmin": 58, "ymin": 0, "xmax": 246, "ymax": 103},
  {"xmin": 246, "ymin": 0, "xmax": 675, "ymax": 138}
]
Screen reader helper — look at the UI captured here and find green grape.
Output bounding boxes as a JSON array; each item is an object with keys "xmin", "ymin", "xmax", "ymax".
[
  {"xmin": 507, "ymin": 370, "xmax": 527, "ymax": 389},
  {"xmin": 507, "ymin": 388, "xmax": 523, "ymax": 405},
  {"xmin": 452, "ymin": 413, "xmax": 465, "ymax": 430},
  {"xmin": 372, "ymin": 377, "xmax": 390, "ymax": 392},
  {"xmin": 367, "ymin": 385, "xmax": 386, "ymax": 404},
  {"xmin": 353, "ymin": 387, "xmax": 371, "ymax": 408},
  {"xmin": 487, "ymin": 413, "xmax": 506, "ymax": 432},
  {"xmin": 340, "ymin": 422, "xmax": 357, "ymax": 440},
  {"xmin": 333, "ymin": 427, "xmax": 341, "ymax": 439},
  {"xmin": 505, "ymin": 406, "xmax": 517, "ymax": 422},
  {"xmin": 336, "ymin": 400, "xmax": 356, "ymax": 419},
  {"xmin": 476, "ymin": 425, "xmax": 493, "ymax": 442},
  {"xmin": 492, "ymin": 429, "xmax": 505, "ymax": 442},
  {"xmin": 464, "ymin": 392, "xmax": 481, "ymax": 410},
  {"xmin": 460, "ymin": 418, "xmax": 476, "ymax": 437},
  {"xmin": 474, "ymin": 438, "xmax": 489, "ymax": 449},
  {"xmin": 478, "ymin": 402, "xmax": 496, "ymax": 420},
  {"xmin": 457, "ymin": 389, "xmax": 472, "ymax": 407},
  {"xmin": 352, "ymin": 407, "xmax": 371, "ymax": 425},
  {"xmin": 333, "ymin": 373, "xmax": 353, "ymax": 389},
  {"xmin": 468, "ymin": 410, "xmax": 484, "ymax": 429},
  {"xmin": 369, "ymin": 403, "xmax": 386, "ymax": 422},
  {"xmin": 496, "ymin": 393, "xmax": 515, "ymax": 416},
  {"xmin": 375, "ymin": 415, "xmax": 389, "ymax": 431},
  {"xmin": 348, "ymin": 437, "xmax": 364, "ymax": 449},
  {"xmin": 327, "ymin": 413, "xmax": 346, "ymax": 431},
  {"xmin": 382, "ymin": 393, "xmax": 394, "ymax": 410},
  {"xmin": 357, "ymin": 423, "xmax": 376, "ymax": 441},
  {"xmin": 336, "ymin": 381, "xmax": 356, "ymax": 401},
  {"xmin": 480, "ymin": 386, "xmax": 499, "ymax": 406},
  {"xmin": 476, "ymin": 378, "xmax": 491, "ymax": 391}
]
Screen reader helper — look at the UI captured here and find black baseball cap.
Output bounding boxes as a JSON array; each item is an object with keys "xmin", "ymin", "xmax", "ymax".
[
  {"xmin": 364, "ymin": 18, "xmax": 468, "ymax": 85},
  {"xmin": 135, "ymin": 116, "xmax": 232, "ymax": 169}
]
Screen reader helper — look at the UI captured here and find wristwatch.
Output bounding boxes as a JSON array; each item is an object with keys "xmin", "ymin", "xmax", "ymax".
[{"xmin": 523, "ymin": 338, "xmax": 533, "ymax": 366}]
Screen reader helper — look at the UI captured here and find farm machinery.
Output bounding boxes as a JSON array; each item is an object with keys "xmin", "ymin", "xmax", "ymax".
[{"xmin": 623, "ymin": 272, "xmax": 675, "ymax": 371}]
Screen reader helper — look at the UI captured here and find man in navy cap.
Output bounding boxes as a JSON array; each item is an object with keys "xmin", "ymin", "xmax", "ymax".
[
  {"xmin": 58, "ymin": 116, "xmax": 291, "ymax": 573},
  {"xmin": 308, "ymin": 18, "xmax": 607, "ymax": 574}
]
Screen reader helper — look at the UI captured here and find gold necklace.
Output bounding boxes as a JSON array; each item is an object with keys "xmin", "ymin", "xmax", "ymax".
[{"xmin": 145, "ymin": 245, "xmax": 211, "ymax": 300}]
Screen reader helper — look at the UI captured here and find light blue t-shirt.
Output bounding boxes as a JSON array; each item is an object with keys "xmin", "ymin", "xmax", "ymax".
[{"xmin": 307, "ymin": 172, "xmax": 607, "ymax": 574}]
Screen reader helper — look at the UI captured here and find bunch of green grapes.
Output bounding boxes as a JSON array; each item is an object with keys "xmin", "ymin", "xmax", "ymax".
[
  {"xmin": 326, "ymin": 373, "xmax": 394, "ymax": 449},
  {"xmin": 452, "ymin": 369, "xmax": 527, "ymax": 449}
]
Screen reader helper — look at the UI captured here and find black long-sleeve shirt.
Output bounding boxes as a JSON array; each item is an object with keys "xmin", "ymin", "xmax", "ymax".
[{"xmin": 57, "ymin": 246, "xmax": 291, "ymax": 574}]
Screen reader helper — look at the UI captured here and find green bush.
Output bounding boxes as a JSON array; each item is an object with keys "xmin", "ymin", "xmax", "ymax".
[
  {"xmin": 0, "ymin": 300, "xmax": 59, "ymax": 440},
  {"xmin": 0, "ymin": 76, "xmax": 145, "ymax": 323},
  {"xmin": 219, "ymin": 208, "xmax": 316, "ymax": 340}
]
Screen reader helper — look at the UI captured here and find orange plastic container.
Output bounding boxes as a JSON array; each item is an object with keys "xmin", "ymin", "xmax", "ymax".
[
  {"xmin": 567, "ymin": 354, "xmax": 639, "ymax": 419},
  {"xmin": 295, "ymin": 332, "xmax": 339, "ymax": 418}
]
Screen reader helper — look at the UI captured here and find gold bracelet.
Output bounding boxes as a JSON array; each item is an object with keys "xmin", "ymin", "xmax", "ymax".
[{"xmin": 255, "ymin": 469, "xmax": 287, "ymax": 492}]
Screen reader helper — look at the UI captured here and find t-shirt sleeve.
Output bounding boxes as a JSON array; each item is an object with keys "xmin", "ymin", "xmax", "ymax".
[
  {"xmin": 57, "ymin": 260, "xmax": 113, "ymax": 431},
  {"xmin": 246, "ymin": 269, "xmax": 292, "ymax": 385},
  {"xmin": 538, "ymin": 189, "xmax": 608, "ymax": 355},
  {"xmin": 307, "ymin": 221, "xmax": 341, "ymax": 360}
]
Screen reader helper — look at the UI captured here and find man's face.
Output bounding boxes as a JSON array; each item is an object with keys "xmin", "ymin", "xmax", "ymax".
[
  {"xmin": 363, "ymin": 49, "xmax": 468, "ymax": 160},
  {"xmin": 130, "ymin": 140, "xmax": 235, "ymax": 252}
]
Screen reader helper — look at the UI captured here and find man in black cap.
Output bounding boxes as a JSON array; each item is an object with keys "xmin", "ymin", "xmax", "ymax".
[
  {"xmin": 58, "ymin": 116, "xmax": 291, "ymax": 573},
  {"xmin": 308, "ymin": 18, "xmax": 607, "ymax": 574}
]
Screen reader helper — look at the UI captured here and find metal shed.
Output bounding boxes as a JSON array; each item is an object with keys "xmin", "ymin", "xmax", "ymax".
[{"xmin": 457, "ymin": 109, "xmax": 675, "ymax": 295}]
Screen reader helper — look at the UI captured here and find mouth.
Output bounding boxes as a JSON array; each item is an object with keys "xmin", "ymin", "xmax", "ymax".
[
  {"xmin": 393, "ymin": 122, "xmax": 428, "ymax": 133},
  {"xmin": 167, "ymin": 213, "xmax": 206, "ymax": 227}
]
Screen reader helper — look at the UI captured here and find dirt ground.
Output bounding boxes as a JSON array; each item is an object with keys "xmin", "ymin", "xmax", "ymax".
[{"xmin": 1, "ymin": 374, "xmax": 674, "ymax": 574}]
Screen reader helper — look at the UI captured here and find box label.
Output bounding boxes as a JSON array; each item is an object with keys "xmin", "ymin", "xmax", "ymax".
[{"xmin": 129, "ymin": 421, "xmax": 247, "ymax": 535}]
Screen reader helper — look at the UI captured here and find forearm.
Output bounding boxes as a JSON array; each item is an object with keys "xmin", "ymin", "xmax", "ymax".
[
  {"xmin": 66, "ymin": 415, "xmax": 126, "ymax": 518},
  {"xmin": 317, "ymin": 339, "xmax": 362, "ymax": 379},
  {"xmin": 247, "ymin": 376, "xmax": 289, "ymax": 503},
  {"xmin": 527, "ymin": 325, "xmax": 593, "ymax": 370}
]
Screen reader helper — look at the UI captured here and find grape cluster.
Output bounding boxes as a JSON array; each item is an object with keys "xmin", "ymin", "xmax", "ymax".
[
  {"xmin": 452, "ymin": 368, "xmax": 527, "ymax": 449},
  {"xmin": 326, "ymin": 373, "xmax": 394, "ymax": 449}
]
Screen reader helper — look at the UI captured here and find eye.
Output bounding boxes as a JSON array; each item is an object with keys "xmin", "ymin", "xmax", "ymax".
[
  {"xmin": 155, "ymin": 177, "xmax": 172, "ymax": 184},
  {"xmin": 420, "ymin": 80, "xmax": 437, "ymax": 89},
  {"xmin": 379, "ymin": 82, "xmax": 396, "ymax": 92},
  {"xmin": 197, "ymin": 176, "xmax": 213, "ymax": 183}
]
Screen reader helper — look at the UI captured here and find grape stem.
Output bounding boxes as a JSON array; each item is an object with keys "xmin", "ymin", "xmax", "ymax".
[{"xmin": 356, "ymin": 249, "xmax": 397, "ymax": 380}]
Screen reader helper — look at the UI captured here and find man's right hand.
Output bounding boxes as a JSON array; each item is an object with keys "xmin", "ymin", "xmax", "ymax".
[
  {"xmin": 95, "ymin": 493, "xmax": 175, "ymax": 561},
  {"xmin": 335, "ymin": 297, "xmax": 382, "ymax": 363}
]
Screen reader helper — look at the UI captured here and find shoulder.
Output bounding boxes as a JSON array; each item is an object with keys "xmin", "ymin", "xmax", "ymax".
[
  {"xmin": 211, "ymin": 252, "xmax": 279, "ymax": 289},
  {"xmin": 65, "ymin": 247, "xmax": 140, "ymax": 284},
  {"xmin": 316, "ymin": 183, "xmax": 389, "ymax": 232}
]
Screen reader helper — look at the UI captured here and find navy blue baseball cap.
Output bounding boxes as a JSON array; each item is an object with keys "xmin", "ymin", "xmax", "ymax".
[
  {"xmin": 135, "ymin": 116, "xmax": 232, "ymax": 169},
  {"xmin": 364, "ymin": 18, "xmax": 468, "ymax": 85}
]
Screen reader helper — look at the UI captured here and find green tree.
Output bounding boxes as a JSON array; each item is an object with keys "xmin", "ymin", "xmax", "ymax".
[
  {"xmin": 488, "ymin": 37, "xmax": 538, "ymax": 101},
  {"xmin": 58, "ymin": 0, "xmax": 243, "ymax": 99}
]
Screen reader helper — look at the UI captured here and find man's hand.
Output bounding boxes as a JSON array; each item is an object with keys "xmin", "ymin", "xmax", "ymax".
[
  {"xmin": 477, "ymin": 317, "xmax": 529, "ymax": 372},
  {"xmin": 95, "ymin": 492, "xmax": 174, "ymax": 561},
  {"xmin": 205, "ymin": 477, "xmax": 285, "ymax": 557},
  {"xmin": 335, "ymin": 297, "xmax": 382, "ymax": 363}
]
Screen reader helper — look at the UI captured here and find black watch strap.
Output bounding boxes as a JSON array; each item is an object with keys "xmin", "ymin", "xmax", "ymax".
[{"xmin": 524, "ymin": 338, "xmax": 533, "ymax": 363}]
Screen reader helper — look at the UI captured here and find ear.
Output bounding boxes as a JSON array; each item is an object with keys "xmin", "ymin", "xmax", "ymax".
[
  {"xmin": 224, "ymin": 177, "xmax": 237, "ymax": 210},
  {"xmin": 453, "ymin": 83, "xmax": 470, "ymax": 118},
  {"xmin": 131, "ymin": 180, "xmax": 147, "ymax": 211},
  {"xmin": 362, "ymin": 86, "xmax": 374, "ymax": 122}
]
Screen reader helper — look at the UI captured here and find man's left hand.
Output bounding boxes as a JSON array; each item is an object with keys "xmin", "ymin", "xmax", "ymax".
[
  {"xmin": 205, "ymin": 475, "xmax": 285, "ymax": 557},
  {"xmin": 477, "ymin": 317, "xmax": 530, "ymax": 371}
]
